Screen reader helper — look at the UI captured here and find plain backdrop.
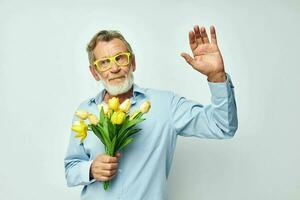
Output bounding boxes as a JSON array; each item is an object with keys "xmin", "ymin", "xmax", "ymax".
[{"xmin": 0, "ymin": 0, "xmax": 299, "ymax": 199}]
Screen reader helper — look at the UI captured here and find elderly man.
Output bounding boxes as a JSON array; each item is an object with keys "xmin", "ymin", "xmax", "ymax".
[{"xmin": 64, "ymin": 25, "xmax": 238, "ymax": 200}]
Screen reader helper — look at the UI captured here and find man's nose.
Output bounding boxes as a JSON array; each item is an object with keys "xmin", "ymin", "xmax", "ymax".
[{"xmin": 110, "ymin": 61, "xmax": 120, "ymax": 73}]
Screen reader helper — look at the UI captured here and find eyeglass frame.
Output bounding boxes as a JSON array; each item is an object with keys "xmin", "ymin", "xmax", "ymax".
[{"xmin": 93, "ymin": 52, "xmax": 132, "ymax": 72}]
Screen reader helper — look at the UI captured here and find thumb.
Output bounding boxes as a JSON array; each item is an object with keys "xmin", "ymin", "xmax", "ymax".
[
  {"xmin": 181, "ymin": 53, "xmax": 195, "ymax": 66},
  {"xmin": 115, "ymin": 152, "xmax": 122, "ymax": 158}
]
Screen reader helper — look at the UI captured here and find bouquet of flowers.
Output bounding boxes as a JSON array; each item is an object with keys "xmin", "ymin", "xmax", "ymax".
[{"xmin": 71, "ymin": 97, "xmax": 151, "ymax": 190}]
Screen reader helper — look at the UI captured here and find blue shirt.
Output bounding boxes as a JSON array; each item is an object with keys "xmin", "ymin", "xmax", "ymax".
[{"xmin": 64, "ymin": 74, "xmax": 238, "ymax": 200}]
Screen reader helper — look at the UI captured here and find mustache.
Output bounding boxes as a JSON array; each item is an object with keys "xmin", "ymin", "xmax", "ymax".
[{"xmin": 108, "ymin": 75, "xmax": 126, "ymax": 81}]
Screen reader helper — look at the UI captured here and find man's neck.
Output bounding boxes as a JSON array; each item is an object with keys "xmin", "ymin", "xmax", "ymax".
[{"xmin": 103, "ymin": 87, "xmax": 133, "ymax": 104}]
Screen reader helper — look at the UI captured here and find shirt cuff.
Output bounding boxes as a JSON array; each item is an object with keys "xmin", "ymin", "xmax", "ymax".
[
  {"xmin": 81, "ymin": 160, "xmax": 96, "ymax": 184},
  {"xmin": 208, "ymin": 73, "xmax": 234, "ymax": 97}
]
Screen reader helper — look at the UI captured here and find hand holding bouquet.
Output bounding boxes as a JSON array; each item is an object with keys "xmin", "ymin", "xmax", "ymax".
[{"xmin": 71, "ymin": 97, "xmax": 151, "ymax": 190}]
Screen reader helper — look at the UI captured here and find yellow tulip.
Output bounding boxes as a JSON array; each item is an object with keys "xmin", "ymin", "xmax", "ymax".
[
  {"xmin": 88, "ymin": 114, "xmax": 99, "ymax": 125},
  {"xmin": 119, "ymin": 99, "xmax": 131, "ymax": 113},
  {"xmin": 97, "ymin": 103, "xmax": 109, "ymax": 114},
  {"xmin": 139, "ymin": 101, "xmax": 151, "ymax": 114},
  {"xmin": 111, "ymin": 111, "xmax": 126, "ymax": 125},
  {"xmin": 108, "ymin": 97, "xmax": 120, "ymax": 111},
  {"xmin": 71, "ymin": 120, "xmax": 88, "ymax": 143},
  {"xmin": 75, "ymin": 110, "xmax": 89, "ymax": 120}
]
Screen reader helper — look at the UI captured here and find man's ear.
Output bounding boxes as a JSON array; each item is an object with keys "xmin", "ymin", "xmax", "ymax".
[
  {"xmin": 89, "ymin": 65, "xmax": 101, "ymax": 81},
  {"xmin": 131, "ymin": 56, "xmax": 136, "ymax": 72}
]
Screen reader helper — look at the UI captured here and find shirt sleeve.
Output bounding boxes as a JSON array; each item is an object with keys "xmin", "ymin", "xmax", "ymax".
[
  {"xmin": 64, "ymin": 110, "xmax": 96, "ymax": 187},
  {"xmin": 170, "ymin": 73, "xmax": 238, "ymax": 139}
]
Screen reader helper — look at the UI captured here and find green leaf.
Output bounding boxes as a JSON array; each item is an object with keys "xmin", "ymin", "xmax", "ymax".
[
  {"xmin": 103, "ymin": 117, "xmax": 115, "ymax": 144},
  {"xmin": 107, "ymin": 118, "xmax": 116, "ymax": 141},
  {"xmin": 118, "ymin": 118, "xmax": 145, "ymax": 139},
  {"xmin": 118, "ymin": 137, "xmax": 134, "ymax": 151},
  {"xmin": 115, "ymin": 124, "xmax": 121, "ymax": 136},
  {"xmin": 90, "ymin": 125, "xmax": 105, "ymax": 144},
  {"xmin": 97, "ymin": 125, "xmax": 111, "ymax": 146},
  {"xmin": 99, "ymin": 107, "xmax": 105, "ymax": 124},
  {"xmin": 126, "ymin": 128, "xmax": 142, "ymax": 137},
  {"xmin": 134, "ymin": 112, "xmax": 143, "ymax": 120},
  {"xmin": 115, "ymin": 128, "xmax": 142, "ymax": 151},
  {"xmin": 110, "ymin": 136, "xmax": 117, "ymax": 156},
  {"xmin": 117, "ymin": 116, "xmax": 129, "ymax": 136}
]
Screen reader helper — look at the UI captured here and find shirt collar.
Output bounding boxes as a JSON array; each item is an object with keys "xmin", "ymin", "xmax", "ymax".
[{"xmin": 88, "ymin": 83, "xmax": 145, "ymax": 105}]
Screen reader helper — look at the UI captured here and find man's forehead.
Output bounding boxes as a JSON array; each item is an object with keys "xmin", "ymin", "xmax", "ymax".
[{"xmin": 93, "ymin": 38, "xmax": 127, "ymax": 58}]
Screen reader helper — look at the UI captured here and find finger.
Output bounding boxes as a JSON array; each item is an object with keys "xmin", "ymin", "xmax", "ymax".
[
  {"xmin": 188, "ymin": 31, "xmax": 197, "ymax": 51},
  {"xmin": 99, "ymin": 174, "xmax": 116, "ymax": 181},
  {"xmin": 101, "ymin": 163, "xmax": 118, "ymax": 170},
  {"xmin": 210, "ymin": 25, "xmax": 218, "ymax": 44},
  {"xmin": 101, "ymin": 169, "xmax": 117, "ymax": 177},
  {"xmin": 115, "ymin": 152, "xmax": 122, "ymax": 158},
  {"xmin": 200, "ymin": 26, "xmax": 210, "ymax": 44},
  {"xmin": 99, "ymin": 176, "xmax": 110, "ymax": 181},
  {"xmin": 193, "ymin": 25, "xmax": 203, "ymax": 45},
  {"xmin": 101, "ymin": 155, "xmax": 118, "ymax": 163},
  {"xmin": 181, "ymin": 53, "xmax": 196, "ymax": 67}
]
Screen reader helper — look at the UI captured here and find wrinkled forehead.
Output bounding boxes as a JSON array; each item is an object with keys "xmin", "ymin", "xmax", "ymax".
[{"xmin": 93, "ymin": 38, "xmax": 128, "ymax": 59}]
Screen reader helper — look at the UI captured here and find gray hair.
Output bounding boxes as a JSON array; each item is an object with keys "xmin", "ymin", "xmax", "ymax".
[{"xmin": 86, "ymin": 30, "xmax": 134, "ymax": 65}]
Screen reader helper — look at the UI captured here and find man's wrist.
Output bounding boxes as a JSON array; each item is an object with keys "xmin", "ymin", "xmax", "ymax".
[{"xmin": 207, "ymin": 71, "xmax": 226, "ymax": 82}]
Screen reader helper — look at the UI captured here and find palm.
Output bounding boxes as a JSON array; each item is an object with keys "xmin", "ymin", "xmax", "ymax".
[{"xmin": 181, "ymin": 25, "xmax": 224, "ymax": 77}]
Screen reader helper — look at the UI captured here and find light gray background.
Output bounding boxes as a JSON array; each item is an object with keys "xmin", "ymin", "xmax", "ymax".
[{"xmin": 0, "ymin": 0, "xmax": 299, "ymax": 199}]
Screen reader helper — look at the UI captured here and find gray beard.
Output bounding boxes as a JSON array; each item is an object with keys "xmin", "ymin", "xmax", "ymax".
[{"xmin": 100, "ymin": 70, "xmax": 134, "ymax": 96}]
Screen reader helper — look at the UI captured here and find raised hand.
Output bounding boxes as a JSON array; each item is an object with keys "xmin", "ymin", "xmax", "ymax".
[{"xmin": 181, "ymin": 25, "xmax": 226, "ymax": 82}]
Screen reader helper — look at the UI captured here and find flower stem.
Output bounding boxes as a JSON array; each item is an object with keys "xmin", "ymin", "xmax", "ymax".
[{"xmin": 103, "ymin": 181, "xmax": 110, "ymax": 191}]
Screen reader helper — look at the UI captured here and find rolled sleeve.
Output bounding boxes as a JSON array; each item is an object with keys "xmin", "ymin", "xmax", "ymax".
[
  {"xmin": 171, "ymin": 73, "xmax": 238, "ymax": 139},
  {"xmin": 208, "ymin": 73, "xmax": 234, "ymax": 98}
]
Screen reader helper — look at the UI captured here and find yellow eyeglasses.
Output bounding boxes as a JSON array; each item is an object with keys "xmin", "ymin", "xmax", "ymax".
[{"xmin": 93, "ymin": 52, "xmax": 131, "ymax": 72}]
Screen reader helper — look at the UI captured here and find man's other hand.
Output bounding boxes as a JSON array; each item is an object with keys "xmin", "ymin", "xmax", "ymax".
[{"xmin": 90, "ymin": 152, "xmax": 122, "ymax": 181}]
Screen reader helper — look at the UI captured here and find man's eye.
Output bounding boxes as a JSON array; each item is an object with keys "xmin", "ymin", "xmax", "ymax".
[
  {"xmin": 115, "ymin": 55, "xmax": 122, "ymax": 61},
  {"xmin": 100, "ymin": 59, "xmax": 110, "ymax": 65}
]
